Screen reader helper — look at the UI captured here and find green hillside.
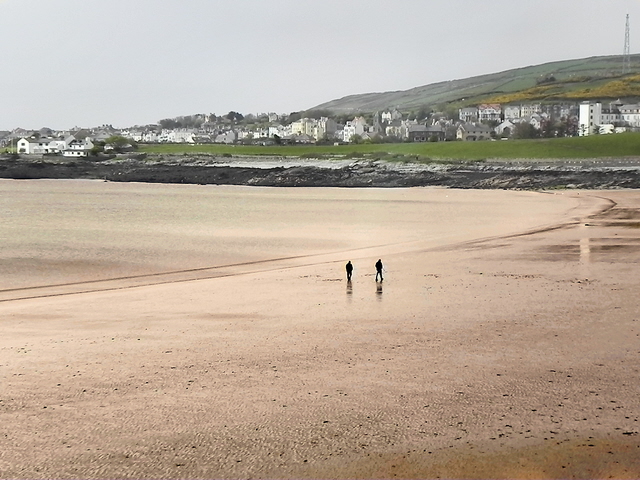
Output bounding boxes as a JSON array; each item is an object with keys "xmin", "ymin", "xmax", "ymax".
[{"xmin": 312, "ymin": 55, "xmax": 640, "ymax": 114}]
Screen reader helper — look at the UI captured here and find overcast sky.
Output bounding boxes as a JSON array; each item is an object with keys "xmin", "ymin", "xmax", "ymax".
[{"xmin": 2, "ymin": 0, "xmax": 640, "ymax": 130}]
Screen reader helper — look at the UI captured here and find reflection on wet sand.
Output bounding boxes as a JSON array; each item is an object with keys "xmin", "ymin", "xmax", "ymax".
[{"xmin": 580, "ymin": 236, "xmax": 591, "ymax": 277}]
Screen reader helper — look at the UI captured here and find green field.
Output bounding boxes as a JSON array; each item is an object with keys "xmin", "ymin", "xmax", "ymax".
[{"xmin": 139, "ymin": 133, "xmax": 640, "ymax": 161}]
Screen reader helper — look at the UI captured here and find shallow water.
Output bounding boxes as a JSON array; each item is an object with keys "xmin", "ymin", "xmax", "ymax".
[{"xmin": 0, "ymin": 179, "xmax": 577, "ymax": 289}]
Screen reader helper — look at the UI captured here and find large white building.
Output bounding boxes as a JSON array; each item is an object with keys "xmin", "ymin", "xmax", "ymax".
[
  {"xmin": 578, "ymin": 101, "xmax": 629, "ymax": 135},
  {"xmin": 342, "ymin": 117, "xmax": 367, "ymax": 142}
]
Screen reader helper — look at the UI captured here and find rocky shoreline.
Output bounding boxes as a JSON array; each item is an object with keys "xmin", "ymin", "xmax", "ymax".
[{"xmin": 2, "ymin": 153, "xmax": 640, "ymax": 189}]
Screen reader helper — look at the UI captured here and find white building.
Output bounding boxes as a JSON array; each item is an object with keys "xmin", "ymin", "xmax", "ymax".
[
  {"xmin": 579, "ymin": 101, "xmax": 624, "ymax": 135},
  {"xmin": 579, "ymin": 102, "xmax": 601, "ymax": 136},
  {"xmin": 495, "ymin": 120, "xmax": 516, "ymax": 137},
  {"xmin": 342, "ymin": 117, "xmax": 368, "ymax": 142},
  {"xmin": 381, "ymin": 109, "xmax": 402, "ymax": 123},
  {"xmin": 477, "ymin": 104, "xmax": 502, "ymax": 122},
  {"xmin": 215, "ymin": 131, "xmax": 236, "ymax": 144},
  {"xmin": 314, "ymin": 117, "xmax": 337, "ymax": 141},
  {"xmin": 252, "ymin": 127, "xmax": 270, "ymax": 139},
  {"xmin": 503, "ymin": 105, "xmax": 521, "ymax": 121},
  {"xmin": 619, "ymin": 103, "xmax": 640, "ymax": 127},
  {"xmin": 290, "ymin": 118, "xmax": 317, "ymax": 137},
  {"xmin": 521, "ymin": 104, "xmax": 542, "ymax": 117},
  {"xmin": 159, "ymin": 129, "xmax": 196, "ymax": 143},
  {"xmin": 456, "ymin": 123, "xmax": 492, "ymax": 141},
  {"xmin": 269, "ymin": 125, "xmax": 287, "ymax": 138},
  {"xmin": 17, "ymin": 137, "xmax": 65, "ymax": 154},
  {"xmin": 459, "ymin": 107, "xmax": 478, "ymax": 123},
  {"xmin": 62, "ymin": 138, "xmax": 94, "ymax": 157}
]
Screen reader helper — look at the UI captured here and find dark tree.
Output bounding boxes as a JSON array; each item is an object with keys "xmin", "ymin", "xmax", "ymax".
[
  {"xmin": 512, "ymin": 122, "xmax": 540, "ymax": 139},
  {"xmin": 226, "ymin": 111, "xmax": 244, "ymax": 122}
]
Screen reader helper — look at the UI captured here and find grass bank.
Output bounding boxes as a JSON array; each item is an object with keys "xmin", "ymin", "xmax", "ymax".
[{"xmin": 138, "ymin": 133, "xmax": 640, "ymax": 161}]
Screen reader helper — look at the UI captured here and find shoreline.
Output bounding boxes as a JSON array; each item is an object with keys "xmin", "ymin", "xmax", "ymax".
[{"xmin": 2, "ymin": 153, "xmax": 640, "ymax": 189}]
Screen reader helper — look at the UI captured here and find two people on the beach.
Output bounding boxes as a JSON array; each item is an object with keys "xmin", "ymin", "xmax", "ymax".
[{"xmin": 345, "ymin": 259, "xmax": 384, "ymax": 281}]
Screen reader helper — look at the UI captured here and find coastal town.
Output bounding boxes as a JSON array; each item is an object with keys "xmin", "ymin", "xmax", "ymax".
[{"xmin": 2, "ymin": 99, "xmax": 640, "ymax": 157}]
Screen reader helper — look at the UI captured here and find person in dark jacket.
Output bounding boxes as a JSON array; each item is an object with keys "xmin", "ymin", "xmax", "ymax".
[
  {"xmin": 375, "ymin": 259, "xmax": 383, "ymax": 281},
  {"xmin": 345, "ymin": 261, "xmax": 353, "ymax": 281}
]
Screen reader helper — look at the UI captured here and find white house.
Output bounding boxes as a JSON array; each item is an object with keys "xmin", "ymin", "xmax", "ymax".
[
  {"xmin": 456, "ymin": 123, "xmax": 492, "ymax": 141},
  {"xmin": 495, "ymin": 120, "xmax": 516, "ymax": 137},
  {"xmin": 477, "ymin": 104, "xmax": 502, "ymax": 122},
  {"xmin": 62, "ymin": 138, "xmax": 94, "ymax": 157},
  {"xmin": 526, "ymin": 114, "xmax": 544, "ymax": 131},
  {"xmin": 520, "ymin": 104, "xmax": 542, "ymax": 117},
  {"xmin": 215, "ymin": 131, "xmax": 236, "ymax": 144},
  {"xmin": 268, "ymin": 125, "xmax": 286, "ymax": 138},
  {"xmin": 504, "ymin": 106, "xmax": 521, "ymax": 121},
  {"xmin": 381, "ymin": 109, "xmax": 402, "ymax": 123},
  {"xmin": 250, "ymin": 127, "xmax": 270, "ymax": 139},
  {"xmin": 342, "ymin": 117, "xmax": 367, "ymax": 142},
  {"xmin": 159, "ymin": 129, "xmax": 196, "ymax": 143},
  {"xmin": 459, "ymin": 107, "xmax": 478, "ymax": 123},
  {"xmin": 313, "ymin": 117, "xmax": 337, "ymax": 141},
  {"xmin": 385, "ymin": 122, "xmax": 403, "ymax": 139},
  {"xmin": 619, "ymin": 103, "xmax": 640, "ymax": 128},
  {"xmin": 291, "ymin": 118, "xmax": 317, "ymax": 137},
  {"xmin": 17, "ymin": 137, "xmax": 65, "ymax": 154}
]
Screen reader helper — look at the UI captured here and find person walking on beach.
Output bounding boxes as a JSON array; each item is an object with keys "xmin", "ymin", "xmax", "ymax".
[
  {"xmin": 346, "ymin": 261, "xmax": 353, "ymax": 281},
  {"xmin": 375, "ymin": 259, "xmax": 383, "ymax": 282}
]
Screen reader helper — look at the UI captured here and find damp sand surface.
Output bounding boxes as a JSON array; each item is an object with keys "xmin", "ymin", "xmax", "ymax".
[{"xmin": 0, "ymin": 180, "xmax": 639, "ymax": 479}]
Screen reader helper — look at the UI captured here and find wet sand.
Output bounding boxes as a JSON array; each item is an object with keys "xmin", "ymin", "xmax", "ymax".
[{"xmin": 0, "ymin": 181, "xmax": 639, "ymax": 479}]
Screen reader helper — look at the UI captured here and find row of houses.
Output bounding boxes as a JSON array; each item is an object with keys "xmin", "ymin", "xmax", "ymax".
[
  {"xmin": 460, "ymin": 100, "xmax": 640, "ymax": 136},
  {"xmin": 5, "ymin": 101, "xmax": 640, "ymax": 154},
  {"xmin": 16, "ymin": 132, "xmax": 95, "ymax": 156},
  {"xmin": 459, "ymin": 103, "xmax": 578, "ymax": 123},
  {"xmin": 3, "ymin": 115, "xmax": 547, "ymax": 154}
]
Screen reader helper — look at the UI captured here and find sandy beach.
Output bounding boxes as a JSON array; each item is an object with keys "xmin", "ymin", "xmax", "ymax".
[{"xmin": 0, "ymin": 180, "xmax": 638, "ymax": 479}]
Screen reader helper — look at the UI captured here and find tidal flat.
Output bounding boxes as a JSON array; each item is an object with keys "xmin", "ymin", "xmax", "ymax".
[{"xmin": 1, "ymin": 180, "xmax": 638, "ymax": 478}]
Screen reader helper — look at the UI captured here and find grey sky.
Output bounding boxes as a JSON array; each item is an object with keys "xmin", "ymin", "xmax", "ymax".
[{"xmin": 1, "ymin": 0, "xmax": 639, "ymax": 130}]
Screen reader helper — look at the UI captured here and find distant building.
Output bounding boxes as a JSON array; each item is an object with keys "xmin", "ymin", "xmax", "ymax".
[
  {"xmin": 17, "ymin": 137, "xmax": 65, "ymax": 154},
  {"xmin": 504, "ymin": 105, "xmax": 521, "ymax": 121},
  {"xmin": 425, "ymin": 124, "xmax": 445, "ymax": 141},
  {"xmin": 343, "ymin": 117, "xmax": 367, "ymax": 142},
  {"xmin": 477, "ymin": 104, "xmax": 502, "ymax": 122},
  {"xmin": 62, "ymin": 138, "xmax": 94, "ymax": 157},
  {"xmin": 619, "ymin": 103, "xmax": 640, "ymax": 127},
  {"xmin": 314, "ymin": 117, "xmax": 337, "ymax": 141},
  {"xmin": 495, "ymin": 120, "xmax": 516, "ymax": 137},
  {"xmin": 456, "ymin": 123, "xmax": 492, "ymax": 141},
  {"xmin": 579, "ymin": 101, "xmax": 624, "ymax": 135},
  {"xmin": 459, "ymin": 107, "xmax": 478, "ymax": 123},
  {"xmin": 520, "ymin": 104, "xmax": 542, "ymax": 117},
  {"xmin": 381, "ymin": 109, "xmax": 403, "ymax": 123},
  {"xmin": 408, "ymin": 124, "xmax": 429, "ymax": 142}
]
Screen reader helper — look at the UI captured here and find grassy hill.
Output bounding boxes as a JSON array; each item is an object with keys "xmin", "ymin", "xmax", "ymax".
[{"xmin": 311, "ymin": 55, "xmax": 640, "ymax": 114}]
